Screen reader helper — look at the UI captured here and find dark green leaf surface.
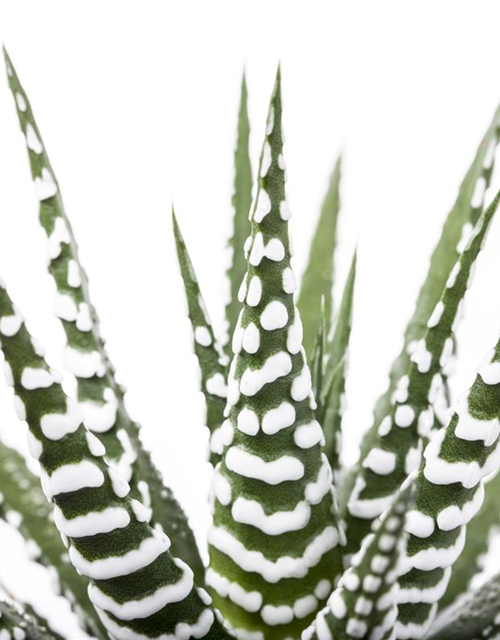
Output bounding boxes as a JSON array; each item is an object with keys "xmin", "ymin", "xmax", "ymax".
[
  {"xmin": 0, "ymin": 441, "xmax": 106, "ymax": 638},
  {"xmin": 3, "ymin": 47, "xmax": 204, "ymax": 585}
]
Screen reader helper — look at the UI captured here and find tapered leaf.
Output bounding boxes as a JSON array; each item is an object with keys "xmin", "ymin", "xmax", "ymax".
[
  {"xmin": 208, "ymin": 68, "xmax": 343, "ymax": 640},
  {"xmin": 343, "ymin": 101, "xmax": 500, "ymax": 514},
  {"xmin": 0, "ymin": 280, "xmax": 231, "ymax": 640},
  {"xmin": 3, "ymin": 47, "xmax": 204, "ymax": 584},
  {"xmin": 0, "ymin": 598, "xmax": 63, "ymax": 640},
  {"xmin": 319, "ymin": 250, "xmax": 357, "ymax": 476},
  {"xmin": 396, "ymin": 318, "xmax": 500, "ymax": 638},
  {"xmin": 429, "ymin": 572, "xmax": 500, "ymax": 640},
  {"xmin": 303, "ymin": 484, "xmax": 412, "ymax": 640},
  {"xmin": 311, "ymin": 297, "xmax": 327, "ymax": 404},
  {"xmin": 225, "ymin": 73, "xmax": 253, "ymax": 354},
  {"xmin": 172, "ymin": 211, "xmax": 227, "ymax": 465},
  {"xmin": 298, "ymin": 156, "xmax": 342, "ymax": 358},
  {"xmin": 0, "ymin": 441, "xmax": 106, "ymax": 638},
  {"xmin": 342, "ymin": 191, "xmax": 500, "ymax": 559}
]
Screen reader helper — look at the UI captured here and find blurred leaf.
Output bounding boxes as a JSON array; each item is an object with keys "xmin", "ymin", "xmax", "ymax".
[
  {"xmin": 430, "ymin": 571, "xmax": 500, "ymax": 640},
  {"xmin": 0, "ymin": 598, "xmax": 64, "ymax": 640},
  {"xmin": 298, "ymin": 156, "xmax": 342, "ymax": 358},
  {"xmin": 319, "ymin": 251, "xmax": 356, "ymax": 475}
]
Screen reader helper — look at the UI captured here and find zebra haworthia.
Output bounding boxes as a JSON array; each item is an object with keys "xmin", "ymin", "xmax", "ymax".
[
  {"xmin": 207, "ymin": 68, "xmax": 343, "ymax": 640},
  {"xmin": 396, "ymin": 325, "xmax": 500, "ymax": 639},
  {"xmin": 0, "ymin": 282, "xmax": 230, "ymax": 640},
  {"xmin": 303, "ymin": 484, "xmax": 413, "ymax": 640},
  {"xmin": 343, "ymin": 190, "xmax": 500, "ymax": 558},
  {"xmin": 3, "ymin": 46, "xmax": 205, "ymax": 585}
]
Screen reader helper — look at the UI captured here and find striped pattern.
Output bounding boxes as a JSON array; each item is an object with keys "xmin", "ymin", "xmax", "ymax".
[
  {"xmin": 0, "ymin": 283, "xmax": 229, "ymax": 639},
  {"xmin": 208, "ymin": 69, "xmax": 343, "ymax": 640},
  {"xmin": 343, "ymin": 191, "xmax": 500, "ymax": 559},
  {"xmin": 303, "ymin": 485, "xmax": 412, "ymax": 640},
  {"xmin": 396, "ymin": 335, "xmax": 500, "ymax": 639},
  {"xmin": 3, "ymin": 47, "xmax": 204, "ymax": 584}
]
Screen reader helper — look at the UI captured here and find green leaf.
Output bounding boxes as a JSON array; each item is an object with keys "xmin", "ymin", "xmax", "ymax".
[
  {"xmin": 208, "ymin": 67, "xmax": 343, "ymax": 640},
  {"xmin": 304, "ymin": 484, "xmax": 413, "ymax": 640},
  {"xmin": 345, "ymin": 100, "xmax": 500, "ymax": 510},
  {"xmin": 3, "ymin": 46, "xmax": 205, "ymax": 585},
  {"xmin": 439, "ymin": 470, "xmax": 500, "ymax": 610},
  {"xmin": 429, "ymin": 572, "xmax": 500, "ymax": 640},
  {"xmin": 342, "ymin": 190, "xmax": 500, "ymax": 558},
  {"xmin": 225, "ymin": 73, "xmax": 253, "ymax": 355},
  {"xmin": 298, "ymin": 156, "xmax": 342, "ymax": 358},
  {"xmin": 311, "ymin": 297, "xmax": 327, "ymax": 404},
  {"xmin": 396, "ymin": 259, "xmax": 500, "ymax": 635},
  {"xmin": 0, "ymin": 598, "xmax": 64, "ymax": 640},
  {"xmin": 172, "ymin": 210, "xmax": 227, "ymax": 465},
  {"xmin": 0, "ymin": 281, "xmax": 231, "ymax": 640},
  {"xmin": 0, "ymin": 441, "xmax": 106, "ymax": 639},
  {"xmin": 319, "ymin": 250, "xmax": 357, "ymax": 476}
]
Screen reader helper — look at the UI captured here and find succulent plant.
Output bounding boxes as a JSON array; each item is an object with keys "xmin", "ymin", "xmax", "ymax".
[{"xmin": 1, "ymin": 47, "xmax": 500, "ymax": 640}]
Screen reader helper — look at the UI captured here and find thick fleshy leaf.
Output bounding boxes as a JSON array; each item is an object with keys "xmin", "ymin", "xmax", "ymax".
[
  {"xmin": 439, "ymin": 467, "xmax": 500, "ymax": 609},
  {"xmin": 172, "ymin": 211, "xmax": 227, "ymax": 466},
  {"xmin": 0, "ymin": 598, "xmax": 63, "ymax": 640},
  {"xmin": 0, "ymin": 280, "xmax": 231, "ymax": 640},
  {"xmin": 303, "ymin": 484, "xmax": 412, "ymax": 640},
  {"xmin": 298, "ymin": 156, "xmax": 342, "ymax": 358},
  {"xmin": 225, "ymin": 73, "xmax": 253, "ymax": 354},
  {"xmin": 3, "ymin": 47, "xmax": 204, "ymax": 585},
  {"xmin": 208, "ymin": 68, "xmax": 343, "ymax": 640},
  {"xmin": 0, "ymin": 441, "xmax": 106, "ymax": 638},
  {"xmin": 343, "ymin": 101, "xmax": 500, "ymax": 514},
  {"xmin": 343, "ymin": 191, "xmax": 500, "ymax": 559},
  {"xmin": 429, "ymin": 572, "xmax": 500, "ymax": 640},
  {"xmin": 319, "ymin": 250, "xmax": 357, "ymax": 476},
  {"xmin": 396, "ymin": 321, "xmax": 500, "ymax": 638}
]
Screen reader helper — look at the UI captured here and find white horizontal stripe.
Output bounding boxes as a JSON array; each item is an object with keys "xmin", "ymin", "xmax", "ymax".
[{"xmin": 88, "ymin": 559, "xmax": 193, "ymax": 620}]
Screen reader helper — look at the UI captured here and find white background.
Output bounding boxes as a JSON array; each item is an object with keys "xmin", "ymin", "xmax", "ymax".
[{"xmin": 1, "ymin": 0, "xmax": 500, "ymax": 636}]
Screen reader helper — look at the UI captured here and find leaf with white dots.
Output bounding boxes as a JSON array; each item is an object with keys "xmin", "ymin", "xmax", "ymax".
[
  {"xmin": 208, "ymin": 67, "xmax": 343, "ymax": 640},
  {"xmin": 172, "ymin": 209, "xmax": 227, "ymax": 464},
  {"xmin": 0, "ymin": 281, "xmax": 231, "ymax": 640},
  {"xmin": 351, "ymin": 100, "xmax": 500, "ymax": 503},
  {"xmin": 304, "ymin": 484, "xmax": 412, "ymax": 640},
  {"xmin": 298, "ymin": 156, "xmax": 342, "ymax": 359},
  {"xmin": 3, "ymin": 47, "xmax": 205, "ymax": 585},
  {"xmin": 342, "ymin": 190, "xmax": 500, "ymax": 559},
  {"xmin": 397, "ymin": 309, "xmax": 500, "ymax": 637}
]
